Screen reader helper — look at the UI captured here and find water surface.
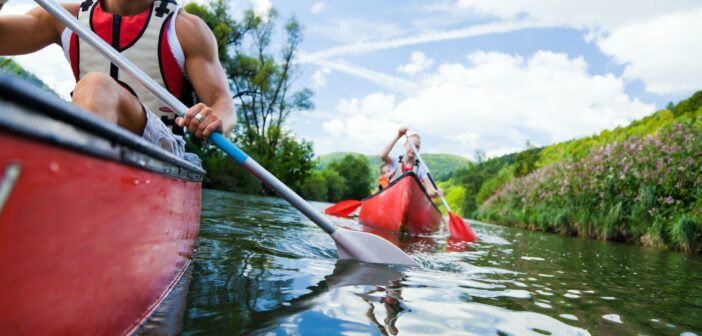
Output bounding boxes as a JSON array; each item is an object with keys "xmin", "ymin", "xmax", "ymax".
[{"xmin": 182, "ymin": 190, "xmax": 702, "ymax": 335}]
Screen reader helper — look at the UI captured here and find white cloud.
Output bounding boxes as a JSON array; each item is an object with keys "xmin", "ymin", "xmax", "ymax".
[
  {"xmin": 251, "ymin": 0, "xmax": 272, "ymax": 18},
  {"xmin": 455, "ymin": 0, "xmax": 701, "ymax": 32},
  {"xmin": 452, "ymin": 0, "xmax": 702, "ymax": 95},
  {"xmin": 301, "ymin": 20, "xmax": 539, "ymax": 61},
  {"xmin": 11, "ymin": 46, "xmax": 75, "ymax": 99},
  {"xmin": 312, "ymin": 67, "xmax": 331, "ymax": 88},
  {"xmin": 396, "ymin": 51, "xmax": 434, "ymax": 76},
  {"xmin": 313, "ymin": 51, "xmax": 654, "ymax": 157},
  {"xmin": 336, "ymin": 92, "xmax": 396, "ymax": 116},
  {"xmin": 310, "ymin": 2, "xmax": 326, "ymax": 14},
  {"xmin": 595, "ymin": 9, "xmax": 702, "ymax": 95},
  {"xmin": 305, "ymin": 58, "xmax": 420, "ymax": 95},
  {"xmin": 307, "ymin": 18, "xmax": 405, "ymax": 44}
]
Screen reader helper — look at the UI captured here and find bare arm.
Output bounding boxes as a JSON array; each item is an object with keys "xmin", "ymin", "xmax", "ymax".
[
  {"xmin": 175, "ymin": 10, "xmax": 236, "ymax": 138},
  {"xmin": 380, "ymin": 127, "xmax": 408, "ymax": 164},
  {"xmin": 0, "ymin": 4, "xmax": 77, "ymax": 55}
]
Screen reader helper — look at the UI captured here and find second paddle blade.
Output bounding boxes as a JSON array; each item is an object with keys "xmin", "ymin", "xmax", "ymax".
[
  {"xmin": 448, "ymin": 212, "xmax": 478, "ymax": 242},
  {"xmin": 325, "ymin": 200, "xmax": 362, "ymax": 217}
]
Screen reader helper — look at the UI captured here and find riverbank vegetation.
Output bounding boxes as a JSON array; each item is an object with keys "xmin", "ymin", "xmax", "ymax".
[{"xmin": 445, "ymin": 92, "xmax": 702, "ymax": 253}]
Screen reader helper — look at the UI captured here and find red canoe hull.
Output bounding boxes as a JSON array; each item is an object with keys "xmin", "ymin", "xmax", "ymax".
[
  {"xmin": 358, "ymin": 173, "xmax": 442, "ymax": 235},
  {"xmin": 0, "ymin": 74, "xmax": 203, "ymax": 335}
]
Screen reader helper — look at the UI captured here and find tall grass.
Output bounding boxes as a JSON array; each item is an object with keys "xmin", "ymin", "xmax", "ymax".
[{"xmin": 477, "ymin": 119, "xmax": 702, "ymax": 253}]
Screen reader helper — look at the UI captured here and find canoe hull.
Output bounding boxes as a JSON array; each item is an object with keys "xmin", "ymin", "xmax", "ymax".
[
  {"xmin": 358, "ymin": 173, "xmax": 442, "ymax": 235},
  {"xmin": 0, "ymin": 74, "xmax": 204, "ymax": 335}
]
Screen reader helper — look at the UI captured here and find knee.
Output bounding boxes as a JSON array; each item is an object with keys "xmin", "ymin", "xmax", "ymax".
[{"xmin": 73, "ymin": 72, "xmax": 117, "ymax": 100}]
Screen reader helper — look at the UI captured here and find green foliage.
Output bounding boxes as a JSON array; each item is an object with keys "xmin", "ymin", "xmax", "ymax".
[
  {"xmin": 439, "ymin": 181, "xmax": 465, "ymax": 216},
  {"xmin": 328, "ymin": 154, "xmax": 372, "ymax": 200},
  {"xmin": 184, "ymin": 1, "xmax": 315, "ymax": 195},
  {"xmin": 300, "ymin": 170, "xmax": 328, "ymax": 201},
  {"xmin": 300, "ymin": 168, "xmax": 346, "ymax": 202},
  {"xmin": 476, "ymin": 166, "xmax": 513, "ymax": 205},
  {"xmin": 477, "ymin": 118, "xmax": 702, "ymax": 253}
]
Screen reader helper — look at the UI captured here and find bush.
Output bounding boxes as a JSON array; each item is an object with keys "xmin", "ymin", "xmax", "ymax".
[{"xmin": 477, "ymin": 119, "xmax": 702, "ymax": 253}]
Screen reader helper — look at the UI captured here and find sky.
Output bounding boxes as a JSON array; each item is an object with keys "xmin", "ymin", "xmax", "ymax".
[{"xmin": 3, "ymin": 0, "xmax": 702, "ymax": 159}]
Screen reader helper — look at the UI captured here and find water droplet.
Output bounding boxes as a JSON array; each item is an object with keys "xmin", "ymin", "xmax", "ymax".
[
  {"xmin": 559, "ymin": 314, "xmax": 578, "ymax": 321},
  {"xmin": 134, "ymin": 180, "xmax": 141, "ymax": 185},
  {"xmin": 49, "ymin": 162, "xmax": 60, "ymax": 173},
  {"xmin": 603, "ymin": 314, "xmax": 622, "ymax": 324}
]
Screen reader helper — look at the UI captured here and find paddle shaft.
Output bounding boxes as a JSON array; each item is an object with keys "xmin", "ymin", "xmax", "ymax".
[
  {"xmin": 36, "ymin": 0, "xmax": 337, "ymax": 235},
  {"xmin": 405, "ymin": 135, "xmax": 452, "ymax": 212}
]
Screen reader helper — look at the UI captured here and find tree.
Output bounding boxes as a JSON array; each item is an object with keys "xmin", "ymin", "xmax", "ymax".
[
  {"xmin": 322, "ymin": 169, "xmax": 346, "ymax": 202},
  {"xmin": 184, "ymin": 1, "xmax": 316, "ymax": 194},
  {"xmin": 227, "ymin": 9, "xmax": 314, "ymax": 170},
  {"xmin": 329, "ymin": 155, "xmax": 372, "ymax": 200}
]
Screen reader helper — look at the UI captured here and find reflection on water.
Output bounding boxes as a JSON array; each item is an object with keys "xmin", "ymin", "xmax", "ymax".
[{"xmin": 181, "ymin": 190, "xmax": 702, "ymax": 335}]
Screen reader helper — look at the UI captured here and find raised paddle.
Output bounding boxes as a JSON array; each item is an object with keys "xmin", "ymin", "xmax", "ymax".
[
  {"xmin": 325, "ymin": 200, "xmax": 362, "ymax": 217},
  {"xmin": 35, "ymin": 0, "xmax": 418, "ymax": 267},
  {"xmin": 405, "ymin": 134, "xmax": 477, "ymax": 242}
]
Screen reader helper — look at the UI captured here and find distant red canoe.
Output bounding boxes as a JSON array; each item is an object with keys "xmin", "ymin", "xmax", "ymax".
[
  {"xmin": 358, "ymin": 172, "xmax": 442, "ymax": 235},
  {"xmin": 0, "ymin": 74, "xmax": 203, "ymax": 335}
]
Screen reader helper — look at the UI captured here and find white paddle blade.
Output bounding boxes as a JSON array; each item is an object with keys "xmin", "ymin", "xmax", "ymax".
[{"xmin": 331, "ymin": 227, "xmax": 419, "ymax": 266}]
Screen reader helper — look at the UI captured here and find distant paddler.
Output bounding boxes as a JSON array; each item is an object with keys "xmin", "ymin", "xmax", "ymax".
[{"xmin": 380, "ymin": 127, "xmax": 443, "ymax": 198}]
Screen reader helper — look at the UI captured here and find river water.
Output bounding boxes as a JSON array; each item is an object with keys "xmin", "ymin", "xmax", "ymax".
[{"xmin": 180, "ymin": 190, "xmax": 702, "ymax": 335}]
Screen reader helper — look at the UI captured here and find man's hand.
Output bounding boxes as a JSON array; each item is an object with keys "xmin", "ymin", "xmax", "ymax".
[
  {"xmin": 397, "ymin": 127, "xmax": 408, "ymax": 138},
  {"xmin": 176, "ymin": 103, "xmax": 224, "ymax": 139}
]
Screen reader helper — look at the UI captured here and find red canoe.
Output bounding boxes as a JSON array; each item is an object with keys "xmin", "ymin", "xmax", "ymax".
[
  {"xmin": 358, "ymin": 172, "xmax": 442, "ymax": 235},
  {"xmin": 0, "ymin": 74, "xmax": 203, "ymax": 335}
]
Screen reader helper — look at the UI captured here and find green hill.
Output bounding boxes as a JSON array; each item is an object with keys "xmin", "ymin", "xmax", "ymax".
[
  {"xmin": 317, "ymin": 152, "xmax": 470, "ymax": 181},
  {"xmin": 0, "ymin": 57, "xmax": 57, "ymax": 95}
]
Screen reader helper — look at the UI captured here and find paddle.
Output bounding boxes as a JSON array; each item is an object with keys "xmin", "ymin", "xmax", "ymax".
[
  {"xmin": 405, "ymin": 134, "xmax": 477, "ymax": 242},
  {"xmin": 325, "ymin": 200, "xmax": 361, "ymax": 217},
  {"xmin": 35, "ymin": 0, "xmax": 418, "ymax": 267}
]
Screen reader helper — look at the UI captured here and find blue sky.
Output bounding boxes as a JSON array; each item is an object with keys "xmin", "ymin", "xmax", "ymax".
[{"xmin": 5, "ymin": 0, "xmax": 702, "ymax": 158}]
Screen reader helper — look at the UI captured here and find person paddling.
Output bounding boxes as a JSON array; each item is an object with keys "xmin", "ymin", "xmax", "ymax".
[
  {"xmin": 0, "ymin": 0, "xmax": 235, "ymax": 157},
  {"xmin": 380, "ymin": 127, "xmax": 443, "ymax": 198}
]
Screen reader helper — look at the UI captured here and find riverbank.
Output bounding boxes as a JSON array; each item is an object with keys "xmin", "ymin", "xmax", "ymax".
[{"xmin": 476, "ymin": 119, "xmax": 702, "ymax": 253}]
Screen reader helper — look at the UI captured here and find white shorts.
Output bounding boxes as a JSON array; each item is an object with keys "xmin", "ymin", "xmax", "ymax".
[{"xmin": 141, "ymin": 106, "xmax": 185, "ymax": 158}]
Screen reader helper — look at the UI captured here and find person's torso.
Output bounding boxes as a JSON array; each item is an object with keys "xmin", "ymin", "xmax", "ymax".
[{"xmin": 62, "ymin": 0, "xmax": 194, "ymax": 134}]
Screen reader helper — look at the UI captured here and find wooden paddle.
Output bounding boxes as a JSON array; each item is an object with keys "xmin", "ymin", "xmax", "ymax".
[
  {"xmin": 405, "ymin": 134, "xmax": 477, "ymax": 242},
  {"xmin": 325, "ymin": 200, "xmax": 362, "ymax": 217},
  {"xmin": 36, "ymin": 0, "xmax": 418, "ymax": 266}
]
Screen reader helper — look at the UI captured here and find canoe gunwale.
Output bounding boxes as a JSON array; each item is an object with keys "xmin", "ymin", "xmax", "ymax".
[
  {"xmin": 361, "ymin": 172, "xmax": 441, "ymax": 214},
  {"xmin": 0, "ymin": 74, "xmax": 204, "ymax": 181}
]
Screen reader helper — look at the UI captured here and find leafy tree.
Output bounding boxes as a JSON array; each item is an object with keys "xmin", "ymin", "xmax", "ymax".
[
  {"xmin": 184, "ymin": 1, "xmax": 315, "ymax": 194},
  {"xmin": 322, "ymin": 169, "xmax": 346, "ymax": 202},
  {"xmin": 300, "ymin": 170, "xmax": 327, "ymax": 201},
  {"xmin": 329, "ymin": 155, "xmax": 372, "ymax": 200}
]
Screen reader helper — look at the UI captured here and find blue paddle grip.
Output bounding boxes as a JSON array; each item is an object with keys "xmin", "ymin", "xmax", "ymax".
[{"xmin": 210, "ymin": 132, "xmax": 248, "ymax": 164}]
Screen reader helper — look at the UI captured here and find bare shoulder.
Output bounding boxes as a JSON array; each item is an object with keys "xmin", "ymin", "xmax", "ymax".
[{"xmin": 174, "ymin": 10, "xmax": 216, "ymax": 55}]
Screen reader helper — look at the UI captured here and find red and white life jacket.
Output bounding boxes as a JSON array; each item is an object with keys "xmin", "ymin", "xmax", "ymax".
[
  {"xmin": 61, "ymin": 0, "xmax": 194, "ymax": 135},
  {"xmin": 398, "ymin": 155, "xmax": 418, "ymax": 174}
]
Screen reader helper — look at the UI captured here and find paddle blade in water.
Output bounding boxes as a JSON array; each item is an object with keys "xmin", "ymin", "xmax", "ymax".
[
  {"xmin": 325, "ymin": 200, "xmax": 362, "ymax": 217},
  {"xmin": 448, "ymin": 212, "xmax": 477, "ymax": 242},
  {"xmin": 331, "ymin": 227, "xmax": 419, "ymax": 266}
]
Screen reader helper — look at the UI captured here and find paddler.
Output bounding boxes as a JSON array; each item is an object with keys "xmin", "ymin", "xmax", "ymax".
[
  {"xmin": 0, "ymin": 0, "xmax": 235, "ymax": 158},
  {"xmin": 380, "ymin": 127, "xmax": 443, "ymax": 198}
]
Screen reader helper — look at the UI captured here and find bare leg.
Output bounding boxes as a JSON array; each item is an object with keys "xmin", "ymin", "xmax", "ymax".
[{"xmin": 72, "ymin": 72, "xmax": 146, "ymax": 135}]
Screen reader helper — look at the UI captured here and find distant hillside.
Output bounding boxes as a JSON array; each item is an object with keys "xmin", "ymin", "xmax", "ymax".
[
  {"xmin": 317, "ymin": 152, "xmax": 470, "ymax": 181},
  {"xmin": 0, "ymin": 57, "xmax": 57, "ymax": 95}
]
